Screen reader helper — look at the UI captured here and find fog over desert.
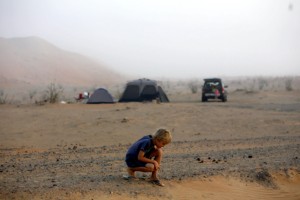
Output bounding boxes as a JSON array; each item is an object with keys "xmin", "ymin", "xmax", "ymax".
[
  {"xmin": 0, "ymin": 36, "xmax": 300, "ymax": 200},
  {"xmin": 1, "ymin": 0, "xmax": 300, "ymax": 199}
]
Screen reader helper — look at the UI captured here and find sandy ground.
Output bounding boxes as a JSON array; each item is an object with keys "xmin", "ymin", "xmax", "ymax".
[{"xmin": 0, "ymin": 90, "xmax": 300, "ymax": 199}]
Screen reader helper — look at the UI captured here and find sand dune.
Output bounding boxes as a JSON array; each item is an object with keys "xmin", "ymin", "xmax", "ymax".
[{"xmin": 0, "ymin": 37, "xmax": 125, "ymax": 89}]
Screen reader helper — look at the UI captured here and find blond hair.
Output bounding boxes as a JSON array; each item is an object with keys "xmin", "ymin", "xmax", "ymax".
[{"xmin": 153, "ymin": 128, "xmax": 172, "ymax": 144}]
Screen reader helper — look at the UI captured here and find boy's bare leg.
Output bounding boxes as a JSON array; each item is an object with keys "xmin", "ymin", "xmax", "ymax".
[
  {"xmin": 149, "ymin": 151, "xmax": 165, "ymax": 186},
  {"xmin": 150, "ymin": 149, "xmax": 162, "ymax": 180},
  {"xmin": 127, "ymin": 166, "xmax": 154, "ymax": 177},
  {"xmin": 127, "ymin": 168, "xmax": 136, "ymax": 177}
]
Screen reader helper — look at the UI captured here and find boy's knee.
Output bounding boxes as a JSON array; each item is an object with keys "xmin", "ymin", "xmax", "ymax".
[{"xmin": 146, "ymin": 163, "xmax": 155, "ymax": 171}]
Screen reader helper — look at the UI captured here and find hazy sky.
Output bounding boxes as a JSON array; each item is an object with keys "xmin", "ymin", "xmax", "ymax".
[{"xmin": 0, "ymin": 0, "xmax": 299, "ymax": 78}]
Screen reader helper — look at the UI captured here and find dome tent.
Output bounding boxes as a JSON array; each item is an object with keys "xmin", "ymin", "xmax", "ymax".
[
  {"xmin": 86, "ymin": 88, "xmax": 114, "ymax": 104},
  {"xmin": 119, "ymin": 78, "xmax": 169, "ymax": 102}
]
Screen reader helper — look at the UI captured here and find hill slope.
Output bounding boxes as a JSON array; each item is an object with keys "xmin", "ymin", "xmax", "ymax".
[{"xmin": 0, "ymin": 36, "xmax": 125, "ymax": 89}]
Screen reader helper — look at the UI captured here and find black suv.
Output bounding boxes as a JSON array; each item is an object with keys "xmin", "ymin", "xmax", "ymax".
[{"xmin": 201, "ymin": 78, "xmax": 228, "ymax": 102}]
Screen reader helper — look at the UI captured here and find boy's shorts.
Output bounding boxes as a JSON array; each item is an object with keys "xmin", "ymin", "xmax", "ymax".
[{"xmin": 126, "ymin": 159, "xmax": 147, "ymax": 168}]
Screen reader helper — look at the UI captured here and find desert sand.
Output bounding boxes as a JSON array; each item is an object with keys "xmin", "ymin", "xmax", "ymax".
[{"xmin": 0, "ymin": 90, "xmax": 299, "ymax": 199}]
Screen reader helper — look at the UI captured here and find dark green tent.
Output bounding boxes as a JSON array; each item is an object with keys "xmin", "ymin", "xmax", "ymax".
[{"xmin": 119, "ymin": 78, "xmax": 169, "ymax": 102}]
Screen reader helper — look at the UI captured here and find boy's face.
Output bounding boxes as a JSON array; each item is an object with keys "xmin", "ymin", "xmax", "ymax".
[{"xmin": 155, "ymin": 140, "xmax": 167, "ymax": 149}]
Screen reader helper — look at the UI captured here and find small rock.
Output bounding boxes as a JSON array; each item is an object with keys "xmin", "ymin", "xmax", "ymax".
[{"xmin": 121, "ymin": 118, "xmax": 129, "ymax": 123}]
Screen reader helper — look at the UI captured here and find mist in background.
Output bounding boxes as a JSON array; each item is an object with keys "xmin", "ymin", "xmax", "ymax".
[{"xmin": 0, "ymin": 0, "xmax": 299, "ymax": 79}]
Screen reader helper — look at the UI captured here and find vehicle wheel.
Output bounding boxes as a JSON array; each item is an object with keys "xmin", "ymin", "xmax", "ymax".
[
  {"xmin": 222, "ymin": 96, "xmax": 227, "ymax": 102},
  {"xmin": 202, "ymin": 96, "xmax": 207, "ymax": 102}
]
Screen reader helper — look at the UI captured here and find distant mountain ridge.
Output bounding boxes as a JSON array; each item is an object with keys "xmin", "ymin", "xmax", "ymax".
[{"xmin": 0, "ymin": 36, "xmax": 125, "ymax": 89}]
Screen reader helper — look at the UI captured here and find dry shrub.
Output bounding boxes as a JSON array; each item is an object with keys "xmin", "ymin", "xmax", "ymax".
[
  {"xmin": 0, "ymin": 90, "xmax": 8, "ymax": 104},
  {"xmin": 44, "ymin": 83, "xmax": 64, "ymax": 103},
  {"xmin": 188, "ymin": 80, "xmax": 199, "ymax": 94},
  {"xmin": 258, "ymin": 78, "xmax": 268, "ymax": 90},
  {"xmin": 285, "ymin": 78, "xmax": 293, "ymax": 91}
]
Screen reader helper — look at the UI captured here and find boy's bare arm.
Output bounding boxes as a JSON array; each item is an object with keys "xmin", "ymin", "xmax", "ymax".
[{"xmin": 137, "ymin": 151, "xmax": 159, "ymax": 169}]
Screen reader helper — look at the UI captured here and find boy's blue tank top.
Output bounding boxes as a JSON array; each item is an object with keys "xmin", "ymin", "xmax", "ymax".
[{"xmin": 126, "ymin": 135, "xmax": 155, "ymax": 161}]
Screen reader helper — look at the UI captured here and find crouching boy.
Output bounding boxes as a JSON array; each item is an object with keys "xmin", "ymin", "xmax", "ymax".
[{"xmin": 124, "ymin": 128, "xmax": 172, "ymax": 186}]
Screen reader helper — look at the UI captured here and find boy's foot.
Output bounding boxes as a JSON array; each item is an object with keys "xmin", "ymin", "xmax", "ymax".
[
  {"xmin": 122, "ymin": 175, "xmax": 139, "ymax": 181},
  {"xmin": 149, "ymin": 179, "xmax": 165, "ymax": 187},
  {"xmin": 127, "ymin": 168, "xmax": 135, "ymax": 176}
]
